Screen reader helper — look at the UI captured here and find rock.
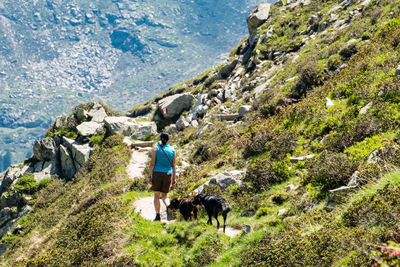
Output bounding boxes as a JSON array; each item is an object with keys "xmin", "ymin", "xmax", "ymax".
[
  {"xmin": 195, "ymin": 122, "xmax": 213, "ymax": 138},
  {"xmin": 277, "ymin": 208, "xmax": 287, "ymax": 217},
  {"xmin": 130, "ymin": 141, "xmax": 154, "ymax": 148},
  {"xmin": 34, "ymin": 161, "xmax": 58, "ymax": 182},
  {"xmin": 176, "ymin": 116, "xmax": 190, "ymax": 131},
  {"xmin": 347, "ymin": 170, "xmax": 360, "ymax": 187},
  {"xmin": 359, "ymin": 102, "xmax": 372, "ymax": 115},
  {"xmin": 87, "ymin": 104, "xmax": 107, "ymax": 123},
  {"xmin": 159, "ymin": 93, "xmax": 194, "ymax": 119},
  {"xmin": 33, "ymin": 138, "xmax": 56, "ymax": 162},
  {"xmin": 247, "ymin": 4, "xmax": 271, "ymax": 34},
  {"xmin": 254, "ymin": 82, "xmax": 269, "ymax": 98},
  {"xmin": 285, "ymin": 184, "xmax": 299, "ymax": 191},
  {"xmin": 219, "ymin": 59, "xmax": 238, "ymax": 79},
  {"xmin": 214, "ymin": 114, "xmax": 240, "ymax": 121},
  {"xmin": 211, "ymin": 89, "xmax": 219, "ymax": 96},
  {"xmin": 0, "ymin": 208, "xmax": 17, "ymax": 227},
  {"xmin": 289, "ymin": 154, "xmax": 315, "ymax": 163},
  {"xmin": 54, "ymin": 115, "xmax": 68, "ymax": 129},
  {"xmin": 75, "ymin": 107, "xmax": 89, "ymax": 122},
  {"xmin": 123, "ymin": 137, "xmax": 133, "ymax": 147},
  {"xmin": 104, "ymin": 116, "xmax": 138, "ymax": 136},
  {"xmin": 367, "ymin": 145, "xmax": 400, "ymax": 165},
  {"xmin": 76, "ymin": 121, "xmax": 104, "ymax": 137},
  {"xmin": 191, "ymin": 120, "xmax": 199, "ymax": 127},
  {"xmin": 59, "ymin": 145, "xmax": 76, "ymax": 180},
  {"xmin": 325, "ymin": 186, "xmax": 357, "ymax": 209},
  {"xmin": 0, "ymin": 166, "xmax": 30, "ymax": 195},
  {"xmin": 238, "ymin": 105, "xmax": 252, "ymax": 117},
  {"xmin": 209, "ymin": 172, "xmax": 242, "ymax": 190},
  {"xmin": 242, "ymin": 224, "xmax": 251, "ymax": 234},
  {"xmin": 360, "ymin": 0, "xmax": 372, "ymax": 9},
  {"xmin": 325, "ymin": 98, "xmax": 334, "ymax": 108},
  {"xmin": 132, "ymin": 122, "xmax": 157, "ymax": 139},
  {"xmin": 395, "ymin": 65, "xmax": 400, "ymax": 76}
]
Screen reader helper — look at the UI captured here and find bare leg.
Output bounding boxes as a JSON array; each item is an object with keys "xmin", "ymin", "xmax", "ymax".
[
  {"xmin": 161, "ymin": 192, "xmax": 168, "ymax": 208},
  {"xmin": 154, "ymin": 191, "xmax": 161, "ymax": 214}
]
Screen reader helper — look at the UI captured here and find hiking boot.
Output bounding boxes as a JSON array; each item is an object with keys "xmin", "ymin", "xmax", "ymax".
[{"xmin": 154, "ymin": 213, "xmax": 161, "ymax": 221}]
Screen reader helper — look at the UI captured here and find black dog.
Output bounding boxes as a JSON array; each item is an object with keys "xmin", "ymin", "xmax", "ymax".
[
  {"xmin": 167, "ymin": 198, "xmax": 198, "ymax": 221},
  {"xmin": 193, "ymin": 193, "xmax": 232, "ymax": 232}
]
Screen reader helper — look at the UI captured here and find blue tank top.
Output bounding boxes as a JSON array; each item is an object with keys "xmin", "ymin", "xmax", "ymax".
[{"xmin": 153, "ymin": 144, "xmax": 175, "ymax": 174}]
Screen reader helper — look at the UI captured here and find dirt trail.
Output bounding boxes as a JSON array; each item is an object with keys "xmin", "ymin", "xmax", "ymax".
[{"xmin": 128, "ymin": 148, "xmax": 242, "ymax": 236}]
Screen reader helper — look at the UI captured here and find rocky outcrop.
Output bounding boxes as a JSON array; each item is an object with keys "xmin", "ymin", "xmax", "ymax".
[
  {"xmin": 247, "ymin": 4, "xmax": 271, "ymax": 34},
  {"xmin": 159, "ymin": 93, "xmax": 194, "ymax": 119},
  {"xmin": 32, "ymin": 139, "xmax": 56, "ymax": 162},
  {"xmin": 104, "ymin": 117, "xmax": 157, "ymax": 139}
]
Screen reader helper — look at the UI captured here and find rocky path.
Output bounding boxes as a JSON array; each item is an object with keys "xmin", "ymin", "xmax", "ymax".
[{"xmin": 127, "ymin": 148, "xmax": 151, "ymax": 179}]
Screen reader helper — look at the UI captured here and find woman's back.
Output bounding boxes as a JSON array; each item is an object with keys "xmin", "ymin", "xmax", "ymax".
[{"xmin": 153, "ymin": 144, "xmax": 175, "ymax": 174}]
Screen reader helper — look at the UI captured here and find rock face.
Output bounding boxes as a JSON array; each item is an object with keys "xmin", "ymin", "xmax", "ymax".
[
  {"xmin": 105, "ymin": 116, "xmax": 139, "ymax": 136},
  {"xmin": 33, "ymin": 139, "xmax": 56, "ymax": 162},
  {"xmin": 76, "ymin": 121, "xmax": 104, "ymax": 137},
  {"xmin": 247, "ymin": 4, "xmax": 271, "ymax": 34},
  {"xmin": 60, "ymin": 137, "xmax": 93, "ymax": 180},
  {"xmin": 159, "ymin": 93, "xmax": 194, "ymax": 119}
]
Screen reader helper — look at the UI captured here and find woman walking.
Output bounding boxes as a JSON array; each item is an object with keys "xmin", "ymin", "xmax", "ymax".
[{"xmin": 148, "ymin": 132, "xmax": 176, "ymax": 221}]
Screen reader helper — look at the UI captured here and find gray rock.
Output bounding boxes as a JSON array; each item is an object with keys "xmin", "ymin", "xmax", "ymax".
[
  {"xmin": 88, "ymin": 104, "xmax": 107, "ymax": 122},
  {"xmin": 123, "ymin": 137, "xmax": 133, "ymax": 147},
  {"xmin": 176, "ymin": 116, "xmax": 190, "ymax": 131},
  {"xmin": 211, "ymin": 89, "xmax": 219, "ymax": 96},
  {"xmin": 347, "ymin": 170, "xmax": 360, "ymax": 187},
  {"xmin": 277, "ymin": 208, "xmax": 287, "ymax": 217},
  {"xmin": 75, "ymin": 107, "xmax": 89, "ymax": 122},
  {"xmin": 254, "ymin": 82, "xmax": 269, "ymax": 98},
  {"xmin": 359, "ymin": 102, "xmax": 372, "ymax": 115},
  {"xmin": 395, "ymin": 65, "xmax": 400, "ymax": 76},
  {"xmin": 166, "ymin": 124, "xmax": 178, "ymax": 134},
  {"xmin": 360, "ymin": 0, "xmax": 372, "ymax": 9},
  {"xmin": 33, "ymin": 138, "xmax": 56, "ymax": 162},
  {"xmin": 247, "ymin": 4, "xmax": 271, "ymax": 34},
  {"xmin": 209, "ymin": 172, "xmax": 242, "ymax": 190},
  {"xmin": 289, "ymin": 154, "xmax": 315, "ymax": 163},
  {"xmin": 191, "ymin": 120, "xmax": 199, "ymax": 128},
  {"xmin": 218, "ymin": 59, "xmax": 238, "ymax": 79},
  {"xmin": 326, "ymin": 98, "xmax": 334, "ymax": 108},
  {"xmin": 54, "ymin": 115, "xmax": 68, "ymax": 129},
  {"xmin": 325, "ymin": 186, "xmax": 357, "ymax": 209},
  {"xmin": 0, "ymin": 208, "xmax": 17, "ymax": 227},
  {"xmin": 0, "ymin": 165, "xmax": 30, "ymax": 195},
  {"xmin": 242, "ymin": 224, "xmax": 251, "ymax": 234},
  {"xmin": 34, "ymin": 160, "xmax": 58, "ymax": 182},
  {"xmin": 238, "ymin": 105, "xmax": 252, "ymax": 117},
  {"xmin": 76, "ymin": 121, "xmax": 104, "ymax": 137},
  {"xmin": 195, "ymin": 122, "xmax": 213, "ymax": 138},
  {"xmin": 104, "ymin": 116, "xmax": 138, "ymax": 136},
  {"xmin": 131, "ymin": 122, "xmax": 157, "ymax": 139},
  {"xmin": 59, "ymin": 145, "xmax": 76, "ymax": 180},
  {"xmin": 159, "ymin": 93, "xmax": 194, "ymax": 119}
]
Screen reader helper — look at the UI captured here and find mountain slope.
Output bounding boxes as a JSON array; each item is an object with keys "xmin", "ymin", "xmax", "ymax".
[{"xmin": 2, "ymin": 0, "xmax": 400, "ymax": 265}]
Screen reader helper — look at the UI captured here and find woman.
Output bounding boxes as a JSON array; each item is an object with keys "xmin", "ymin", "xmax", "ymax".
[{"xmin": 148, "ymin": 132, "xmax": 176, "ymax": 221}]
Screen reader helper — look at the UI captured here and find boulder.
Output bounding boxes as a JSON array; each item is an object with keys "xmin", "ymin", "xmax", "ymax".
[
  {"xmin": 238, "ymin": 105, "xmax": 252, "ymax": 117},
  {"xmin": 194, "ymin": 170, "xmax": 245, "ymax": 193},
  {"xmin": 132, "ymin": 122, "xmax": 157, "ymax": 139},
  {"xmin": 191, "ymin": 120, "xmax": 199, "ymax": 128},
  {"xmin": 75, "ymin": 107, "xmax": 89, "ymax": 122},
  {"xmin": 176, "ymin": 116, "xmax": 190, "ymax": 131},
  {"xmin": 214, "ymin": 114, "xmax": 240, "ymax": 121},
  {"xmin": 76, "ymin": 121, "xmax": 104, "ymax": 137},
  {"xmin": 33, "ymin": 138, "xmax": 56, "ymax": 162},
  {"xmin": 0, "ymin": 165, "xmax": 30, "ymax": 195},
  {"xmin": 88, "ymin": 104, "xmax": 107, "ymax": 122},
  {"xmin": 247, "ymin": 4, "xmax": 271, "ymax": 34},
  {"xmin": 159, "ymin": 93, "xmax": 194, "ymax": 119},
  {"xmin": 243, "ymin": 224, "xmax": 251, "ymax": 234},
  {"xmin": 166, "ymin": 124, "xmax": 178, "ymax": 134},
  {"xmin": 359, "ymin": 102, "xmax": 372, "ymax": 115},
  {"xmin": 218, "ymin": 59, "xmax": 238, "ymax": 79},
  {"xmin": 104, "ymin": 116, "xmax": 138, "ymax": 136}
]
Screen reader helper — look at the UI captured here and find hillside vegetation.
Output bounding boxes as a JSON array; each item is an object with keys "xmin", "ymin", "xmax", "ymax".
[{"xmin": 2, "ymin": 0, "xmax": 400, "ymax": 265}]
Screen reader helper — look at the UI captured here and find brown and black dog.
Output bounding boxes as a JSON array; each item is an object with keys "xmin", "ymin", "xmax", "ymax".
[{"xmin": 167, "ymin": 198, "xmax": 198, "ymax": 221}]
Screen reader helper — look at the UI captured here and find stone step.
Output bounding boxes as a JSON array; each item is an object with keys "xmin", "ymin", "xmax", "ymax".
[{"xmin": 131, "ymin": 141, "xmax": 154, "ymax": 148}]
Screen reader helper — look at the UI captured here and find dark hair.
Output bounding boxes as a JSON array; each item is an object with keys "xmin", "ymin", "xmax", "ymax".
[{"xmin": 160, "ymin": 132, "xmax": 169, "ymax": 145}]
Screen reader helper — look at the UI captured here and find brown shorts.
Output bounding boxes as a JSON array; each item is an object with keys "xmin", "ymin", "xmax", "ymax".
[{"xmin": 151, "ymin": 172, "xmax": 172, "ymax": 193}]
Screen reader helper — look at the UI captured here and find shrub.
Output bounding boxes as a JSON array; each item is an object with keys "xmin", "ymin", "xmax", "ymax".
[
  {"xmin": 244, "ymin": 158, "xmax": 290, "ymax": 191},
  {"xmin": 14, "ymin": 174, "xmax": 39, "ymax": 194},
  {"xmin": 102, "ymin": 134, "xmax": 125, "ymax": 149},
  {"xmin": 291, "ymin": 58, "xmax": 323, "ymax": 99},
  {"xmin": 89, "ymin": 135, "xmax": 104, "ymax": 147},
  {"xmin": 303, "ymin": 152, "xmax": 359, "ymax": 192},
  {"xmin": 265, "ymin": 129, "xmax": 298, "ymax": 159}
]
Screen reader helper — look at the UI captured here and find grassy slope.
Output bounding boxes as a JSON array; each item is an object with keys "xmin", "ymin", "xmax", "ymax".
[{"xmin": 2, "ymin": 0, "xmax": 400, "ymax": 266}]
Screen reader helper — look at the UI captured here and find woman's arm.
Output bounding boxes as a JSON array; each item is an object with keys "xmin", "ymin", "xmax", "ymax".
[
  {"xmin": 148, "ymin": 147, "xmax": 157, "ymax": 184},
  {"xmin": 172, "ymin": 151, "xmax": 177, "ymax": 187}
]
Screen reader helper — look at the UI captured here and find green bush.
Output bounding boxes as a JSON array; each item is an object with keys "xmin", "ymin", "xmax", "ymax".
[
  {"xmin": 14, "ymin": 174, "xmax": 39, "ymax": 194},
  {"xmin": 303, "ymin": 152, "xmax": 359, "ymax": 192},
  {"xmin": 89, "ymin": 134, "xmax": 104, "ymax": 146},
  {"xmin": 244, "ymin": 158, "xmax": 290, "ymax": 191}
]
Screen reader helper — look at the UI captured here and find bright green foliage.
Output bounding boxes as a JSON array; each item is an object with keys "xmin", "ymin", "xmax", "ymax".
[{"xmin": 13, "ymin": 174, "xmax": 39, "ymax": 195}]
